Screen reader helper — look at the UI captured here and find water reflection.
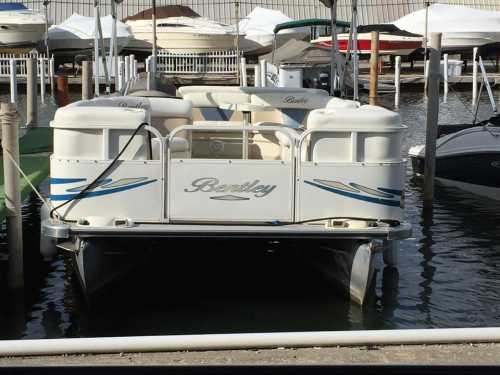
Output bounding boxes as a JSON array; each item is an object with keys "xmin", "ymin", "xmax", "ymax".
[{"xmin": 1, "ymin": 90, "xmax": 500, "ymax": 339}]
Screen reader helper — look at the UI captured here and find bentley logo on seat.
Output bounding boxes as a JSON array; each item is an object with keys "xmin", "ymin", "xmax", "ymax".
[{"xmin": 184, "ymin": 177, "xmax": 277, "ymax": 200}]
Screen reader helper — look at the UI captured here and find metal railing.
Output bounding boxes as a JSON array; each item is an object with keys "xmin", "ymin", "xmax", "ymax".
[
  {"xmin": 0, "ymin": 53, "xmax": 52, "ymax": 78},
  {"xmin": 152, "ymin": 50, "xmax": 240, "ymax": 75}
]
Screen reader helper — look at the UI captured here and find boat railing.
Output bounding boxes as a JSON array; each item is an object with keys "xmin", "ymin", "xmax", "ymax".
[{"xmin": 0, "ymin": 53, "xmax": 52, "ymax": 78}]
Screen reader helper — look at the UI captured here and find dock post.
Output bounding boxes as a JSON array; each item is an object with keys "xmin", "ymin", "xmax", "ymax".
[
  {"xmin": 129, "ymin": 54, "xmax": 135, "ymax": 80},
  {"xmin": 424, "ymin": 60, "xmax": 429, "ymax": 96},
  {"xmin": 240, "ymin": 57, "xmax": 247, "ymax": 87},
  {"xmin": 49, "ymin": 56, "xmax": 55, "ymax": 97},
  {"xmin": 118, "ymin": 57, "xmax": 124, "ymax": 92},
  {"xmin": 260, "ymin": 59, "xmax": 267, "ymax": 87},
  {"xmin": 124, "ymin": 56, "xmax": 130, "ymax": 84},
  {"xmin": 26, "ymin": 57, "xmax": 37, "ymax": 127},
  {"xmin": 369, "ymin": 31, "xmax": 379, "ymax": 106},
  {"xmin": 133, "ymin": 59, "xmax": 138, "ymax": 78},
  {"xmin": 394, "ymin": 56, "xmax": 401, "ymax": 109},
  {"xmin": 472, "ymin": 47, "xmax": 478, "ymax": 106},
  {"xmin": 9, "ymin": 59, "xmax": 17, "ymax": 105},
  {"xmin": 39, "ymin": 58, "xmax": 46, "ymax": 105},
  {"xmin": 443, "ymin": 53, "xmax": 448, "ymax": 103},
  {"xmin": 1, "ymin": 102, "xmax": 24, "ymax": 290},
  {"xmin": 82, "ymin": 60, "xmax": 92, "ymax": 100},
  {"xmin": 423, "ymin": 33, "xmax": 442, "ymax": 209},
  {"xmin": 254, "ymin": 63, "xmax": 261, "ymax": 87},
  {"xmin": 56, "ymin": 75, "xmax": 70, "ymax": 107}
]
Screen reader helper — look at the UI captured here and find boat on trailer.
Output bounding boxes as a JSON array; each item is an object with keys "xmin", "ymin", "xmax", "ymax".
[{"xmin": 41, "ymin": 86, "xmax": 411, "ymax": 305}]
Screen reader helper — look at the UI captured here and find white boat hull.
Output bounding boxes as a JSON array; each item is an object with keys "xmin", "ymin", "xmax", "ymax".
[
  {"xmin": 0, "ymin": 23, "xmax": 45, "ymax": 48},
  {"xmin": 129, "ymin": 32, "xmax": 236, "ymax": 53}
]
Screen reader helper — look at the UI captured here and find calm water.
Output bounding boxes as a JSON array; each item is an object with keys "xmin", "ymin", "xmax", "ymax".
[{"xmin": 1, "ymin": 88, "xmax": 500, "ymax": 340}]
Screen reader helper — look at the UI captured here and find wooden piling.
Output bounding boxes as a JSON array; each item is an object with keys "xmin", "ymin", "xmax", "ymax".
[
  {"xmin": 26, "ymin": 57, "xmax": 37, "ymax": 127},
  {"xmin": 82, "ymin": 61, "xmax": 92, "ymax": 100},
  {"xmin": 394, "ymin": 56, "xmax": 401, "ymax": 109},
  {"xmin": 9, "ymin": 59, "xmax": 17, "ymax": 105},
  {"xmin": 369, "ymin": 31, "xmax": 379, "ymax": 106},
  {"xmin": 56, "ymin": 75, "xmax": 71, "ymax": 107},
  {"xmin": 423, "ymin": 32, "xmax": 442, "ymax": 209},
  {"xmin": 1, "ymin": 102, "xmax": 24, "ymax": 289}
]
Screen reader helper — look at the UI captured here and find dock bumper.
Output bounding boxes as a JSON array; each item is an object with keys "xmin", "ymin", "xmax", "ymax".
[{"xmin": 42, "ymin": 219, "xmax": 411, "ymax": 241}]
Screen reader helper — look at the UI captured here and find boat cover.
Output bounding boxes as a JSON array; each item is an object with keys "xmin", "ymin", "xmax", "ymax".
[
  {"xmin": 393, "ymin": 4, "xmax": 500, "ymax": 35},
  {"xmin": 0, "ymin": 3, "xmax": 26, "ymax": 10},
  {"xmin": 238, "ymin": 7, "xmax": 307, "ymax": 37},
  {"xmin": 123, "ymin": 6, "xmax": 200, "ymax": 21},
  {"xmin": 49, "ymin": 13, "xmax": 132, "ymax": 40}
]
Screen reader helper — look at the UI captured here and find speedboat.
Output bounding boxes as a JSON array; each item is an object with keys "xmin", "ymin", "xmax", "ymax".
[
  {"xmin": 0, "ymin": 3, "xmax": 46, "ymax": 53},
  {"xmin": 41, "ymin": 85, "xmax": 411, "ymax": 305},
  {"xmin": 48, "ymin": 13, "xmax": 132, "ymax": 63},
  {"xmin": 393, "ymin": 4, "xmax": 500, "ymax": 53},
  {"xmin": 312, "ymin": 25, "xmax": 422, "ymax": 56},
  {"xmin": 409, "ymin": 115, "xmax": 500, "ymax": 201},
  {"xmin": 126, "ymin": 14, "xmax": 237, "ymax": 53}
]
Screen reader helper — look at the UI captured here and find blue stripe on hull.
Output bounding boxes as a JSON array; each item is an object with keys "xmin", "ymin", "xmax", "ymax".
[
  {"xmin": 50, "ymin": 179, "xmax": 157, "ymax": 201},
  {"xmin": 304, "ymin": 180, "xmax": 400, "ymax": 207}
]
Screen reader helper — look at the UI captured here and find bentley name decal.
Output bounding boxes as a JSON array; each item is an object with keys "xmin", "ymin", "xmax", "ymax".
[{"xmin": 184, "ymin": 177, "xmax": 277, "ymax": 200}]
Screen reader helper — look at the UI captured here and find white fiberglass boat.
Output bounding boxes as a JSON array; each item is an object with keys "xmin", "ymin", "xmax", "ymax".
[
  {"xmin": 48, "ymin": 14, "xmax": 131, "ymax": 61},
  {"xmin": 409, "ymin": 116, "xmax": 500, "ymax": 201},
  {"xmin": 41, "ymin": 86, "xmax": 411, "ymax": 305},
  {"xmin": 126, "ymin": 16, "xmax": 237, "ymax": 53},
  {"xmin": 393, "ymin": 4, "xmax": 500, "ymax": 52},
  {"xmin": 0, "ymin": 3, "xmax": 46, "ymax": 52}
]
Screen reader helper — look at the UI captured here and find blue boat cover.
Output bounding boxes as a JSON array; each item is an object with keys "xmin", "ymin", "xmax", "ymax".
[{"xmin": 0, "ymin": 3, "xmax": 27, "ymax": 11}]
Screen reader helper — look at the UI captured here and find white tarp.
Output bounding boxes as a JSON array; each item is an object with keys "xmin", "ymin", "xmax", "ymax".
[
  {"xmin": 393, "ymin": 4, "xmax": 500, "ymax": 49},
  {"xmin": 237, "ymin": 7, "xmax": 309, "ymax": 54},
  {"xmin": 49, "ymin": 13, "xmax": 132, "ymax": 40}
]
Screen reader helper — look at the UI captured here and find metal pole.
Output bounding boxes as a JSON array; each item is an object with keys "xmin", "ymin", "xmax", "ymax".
[
  {"xmin": 235, "ymin": 1, "xmax": 240, "ymax": 85},
  {"xmin": 124, "ymin": 55, "xmax": 130, "ymax": 83},
  {"xmin": 95, "ymin": 5, "xmax": 110, "ymax": 94},
  {"xmin": 39, "ymin": 58, "xmax": 46, "ymax": 104},
  {"xmin": 368, "ymin": 31, "xmax": 379, "ymax": 106},
  {"xmin": 352, "ymin": 0, "xmax": 359, "ymax": 101},
  {"xmin": 133, "ymin": 59, "xmax": 138, "ymax": 78},
  {"xmin": 151, "ymin": 0, "xmax": 157, "ymax": 73},
  {"xmin": 26, "ymin": 57, "xmax": 37, "ymax": 127},
  {"xmin": 472, "ymin": 47, "xmax": 478, "ymax": 106},
  {"xmin": 111, "ymin": 0, "xmax": 118, "ymax": 89},
  {"xmin": 82, "ymin": 60, "xmax": 92, "ymax": 100},
  {"xmin": 9, "ymin": 59, "xmax": 17, "ymax": 105},
  {"xmin": 423, "ymin": 33, "xmax": 442, "ymax": 209},
  {"xmin": 129, "ymin": 54, "xmax": 135, "ymax": 79},
  {"xmin": 1, "ymin": 102, "xmax": 23, "ymax": 290},
  {"xmin": 43, "ymin": 0, "xmax": 50, "ymax": 58},
  {"xmin": 424, "ymin": 59, "xmax": 430, "ymax": 96},
  {"xmin": 443, "ymin": 53, "xmax": 448, "ymax": 103},
  {"xmin": 423, "ymin": 1, "xmax": 429, "ymax": 95},
  {"xmin": 330, "ymin": 1, "xmax": 339, "ymax": 95},
  {"xmin": 94, "ymin": 2, "xmax": 100, "ymax": 96},
  {"xmin": 394, "ymin": 56, "xmax": 401, "ymax": 109}
]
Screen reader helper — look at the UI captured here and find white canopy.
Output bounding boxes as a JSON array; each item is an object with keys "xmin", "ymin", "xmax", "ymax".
[
  {"xmin": 393, "ymin": 4, "xmax": 500, "ymax": 35},
  {"xmin": 238, "ymin": 7, "xmax": 307, "ymax": 36},
  {"xmin": 49, "ymin": 13, "xmax": 132, "ymax": 40}
]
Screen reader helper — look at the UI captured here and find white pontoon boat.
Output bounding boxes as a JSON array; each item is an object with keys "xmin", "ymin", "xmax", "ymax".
[{"xmin": 41, "ymin": 86, "xmax": 411, "ymax": 305}]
